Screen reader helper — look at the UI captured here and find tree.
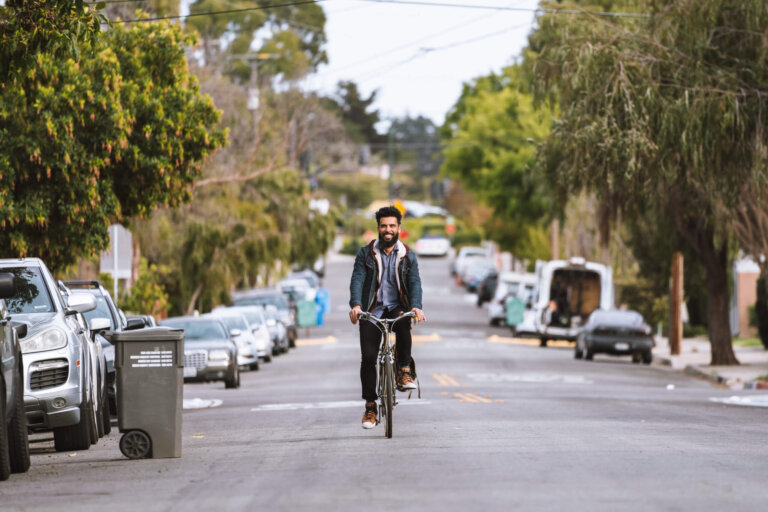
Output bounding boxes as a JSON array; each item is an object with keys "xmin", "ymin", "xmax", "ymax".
[
  {"xmin": 528, "ymin": 0, "xmax": 768, "ymax": 364},
  {"xmin": 324, "ymin": 81, "xmax": 384, "ymax": 146},
  {"xmin": 186, "ymin": 0, "xmax": 327, "ymax": 81},
  {"xmin": 120, "ymin": 258, "xmax": 170, "ymax": 318},
  {"xmin": 440, "ymin": 65, "xmax": 551, "ymax": 256},
  {"xmin": 0, "ymin": 5, "xmax": 227, "ymax": 270}
]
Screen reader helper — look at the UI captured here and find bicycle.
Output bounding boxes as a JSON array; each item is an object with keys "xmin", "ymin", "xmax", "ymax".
[{"xmin": 358, "ymin": 311, "xmax": 417, "ymax": 439}]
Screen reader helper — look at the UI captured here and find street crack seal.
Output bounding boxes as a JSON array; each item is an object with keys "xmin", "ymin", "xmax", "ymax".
[{"xmin": 709, "ymin": 395, "xmax": 768, "ymax": 407}]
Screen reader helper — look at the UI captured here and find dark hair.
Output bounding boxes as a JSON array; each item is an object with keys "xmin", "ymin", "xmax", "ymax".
[{"xmin": 375, "ymin": 206, "xmax": 402, "ymax": 225}]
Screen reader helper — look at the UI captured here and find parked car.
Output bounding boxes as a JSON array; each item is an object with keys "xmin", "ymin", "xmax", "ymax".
[
  {"xmin": 476, "ymin": 271, "xmax": 499, "ymax": 307},
  {"xmin": 0, "ymin": 258, "xmax": 100, "ymax": 452},
  {"xmin": 285, "ymin": 269, "xmax": 320, "ymax": 290},
  {"xmin": 64, "ymin": 280, "xmax": 124, "ymax": 423},
  {"xmin": 277, "ymin": 278, "xmax": 314, "ymax": 302},
  {"xmin": 533, "ymin": 257, "xmax": 614, "ymax": 346},
  {"xmin": 0, "ymin": 273, "xmax": 30, "ymax": 481},
  {"xmin": 487, "ymin": 272, "xmax": 537, "ymax": 326},
  {"xmin": 414, "ymin": 234, "xmax": 450, "ymax": 257},
  {"xmin": 125, "ymin": 314, "xmax": 157, "ymax": 330},
  {"xmin": 451, "ymin": 246, "xmax": 488, "ymax": 279},
  {"xmin": 206, "ymin": 310, "xmax": 260, "ymax": 370},
  {"xmin": 218, "ymin": 306, "xmax": 274, "ymax": 363},
  {"xmin": 160, "ymin": 316, "xmax": 240, "ymax": 389},
  {"xmin": 231, "ymin": 289, "xmax": 297, "ymax": 347},
  {"xmin": 462, "ymin": 259, "xmax": 497, "ymax": 292},
  {"xmin": 575, "ymin": 309, "xmax": 654, "ymax": 364},
  {"xmin": 262, "ymin": 305, "xmax": 289, "ymax": 354}
]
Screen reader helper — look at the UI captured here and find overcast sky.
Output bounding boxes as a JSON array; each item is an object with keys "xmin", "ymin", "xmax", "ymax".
[{"xmin": 304, "ymin": 0, "xmax": 541, "ymax": 126}]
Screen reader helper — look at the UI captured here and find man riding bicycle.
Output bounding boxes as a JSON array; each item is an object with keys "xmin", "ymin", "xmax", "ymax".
[{"xmin": 349, "ymin": 206, "xmax": 426, "ymax": 429}]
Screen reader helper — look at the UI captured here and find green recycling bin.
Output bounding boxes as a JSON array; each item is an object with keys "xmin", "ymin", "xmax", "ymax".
[
  {"xmin": 506, "ymin": 297, "xmax": 525, "ymax": 327},
  {"xmin": 106, "ymin": 327, "xmax": 185, "ymax": 459}
]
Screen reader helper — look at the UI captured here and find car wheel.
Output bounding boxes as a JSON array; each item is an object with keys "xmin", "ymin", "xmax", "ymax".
[
  {"xmin": 101, "ymin": 378, "xmax": 111, "ymax": 436},
  {"xmin": 489, "ymin": 318, "xmax": 500, "ymax": 327},
  {"xmin": 540, "ymin": 337, "xmax": 548, "ymax": 348},
  {"xmin": 584, "ymin": 344, "xmax": 594, "ymax": 361},
  {"xmin": 54, "ymin": 399, "xmax": 93, "ymax": 452},
  {"xmin": 642, "ymin": 351, "xmax": 653, "ymax": 365},
  {"xmin": 9, "ymin": 369, "xmax": 30, "ymax": 474},
  {"xmin": 574, "ymin": 343, "xmax": 583, "ymax": 359},
  {"xmin": 0, "ymin": 382, "xmax": 11, "ymax": 481},
  {"xmin": 95, "ymin": 376, "xmax": 105, "ymax": 439},
  {"xmin": 225, "ymin": 364, "xmax": 240, "ymax": 389},
  {"xmin": 264, "ymin": 354, "xmax": 272, "ymax": 363},
  {"xmin": 250, "ymin": 361, "xmax": 260, "ymax": 371}
]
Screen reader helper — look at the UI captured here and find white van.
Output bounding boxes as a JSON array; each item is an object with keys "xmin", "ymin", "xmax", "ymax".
[
  {"xmin": 533, "ymin": 257, "xmax": 613, "ymax": 345},
  {"xmin": 487, "ymin": 272, "xmax": 537, "ymax": 326}
]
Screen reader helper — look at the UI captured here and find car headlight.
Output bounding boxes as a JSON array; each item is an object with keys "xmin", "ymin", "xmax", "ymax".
[
  {"xmin": 208, "ymin": 350, "xmax": 230, "ymax": 361},
  {"xmin": 21, "ymin": 327, "xmax": 68, "ymax": 354}
]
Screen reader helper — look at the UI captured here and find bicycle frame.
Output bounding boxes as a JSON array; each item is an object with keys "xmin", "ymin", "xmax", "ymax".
[{"xmin": 359, "ymin": 311, "xmax": 415, "ymax": 438}]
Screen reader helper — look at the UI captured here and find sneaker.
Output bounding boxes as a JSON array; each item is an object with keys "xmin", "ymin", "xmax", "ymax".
[
  {"xmin": 362, "ymin": 403, "xmax": 377, "ymax": 429},
  {"xmin": 397, "ymin": 367, "xmax": 417, "ymax": 391}
]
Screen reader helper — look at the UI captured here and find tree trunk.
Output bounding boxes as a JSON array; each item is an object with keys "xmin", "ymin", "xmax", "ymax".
[
  {"xmin": 700, "ymin": 239, "xmax": 740, "ymax": 365},
  {"xmin": 185, "ymin": 283, "xmax": 204, "ymax": 317}
]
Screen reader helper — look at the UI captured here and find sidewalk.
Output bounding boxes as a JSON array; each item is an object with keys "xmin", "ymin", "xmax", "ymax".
[{"xmin": 653, "ymin": 337, "xmax": 768, "ymax": 389}]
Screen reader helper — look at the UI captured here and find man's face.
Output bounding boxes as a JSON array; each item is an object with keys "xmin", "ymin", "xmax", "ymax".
[{"xmin": 378, "ymin": 216, "xmax": 401, "ymax": 247}]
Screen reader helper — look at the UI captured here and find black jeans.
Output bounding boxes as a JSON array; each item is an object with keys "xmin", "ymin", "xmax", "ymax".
[{"xmin": 359, "ymin": 309, "xmax": 412, "ymax": 403}]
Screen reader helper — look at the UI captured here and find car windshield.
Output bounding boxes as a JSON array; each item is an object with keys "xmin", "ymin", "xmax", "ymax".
[
  {"xmin": 215, "ymin": 315, "xmax": 248, "ymax": 331},
  {"xmin": 5, "ymin": 267, "xmax": 54, "ymax": 314},
  {"xmin": 420, "ymin": 234, "xmax": 446, "ymax": 240},
  {"xmin": 287, "ymin": 273, "xmax": 318, "ymax": 288},
  {"xmin": 80, "ymin": 293, "xmax": 116, "ymax": 329},
  {"xmin": 162, "ymin": 320, "xmax": 227, "ymax": 340},
  {"xmin": 233, "ymin": 295, "xmax": 289, "ymax": 310},
  {"xmin": 235, "ymin": 309, "xmax": 264, "ymax": 327},
  {"xmin": 590, "ymin": 310, "xmax": 644, "ymax": 326}
]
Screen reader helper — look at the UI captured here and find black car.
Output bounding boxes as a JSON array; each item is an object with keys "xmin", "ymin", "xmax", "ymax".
[
  {"xmin": 575, "ymin": 309, "xmax": 654, "ymax": 364},
  {"xmin": 0, "ymin": 273, "xmax": 30, "ymax": 481}
]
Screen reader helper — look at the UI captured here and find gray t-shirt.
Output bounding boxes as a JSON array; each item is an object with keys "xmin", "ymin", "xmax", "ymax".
[{"xmin": 372, "ymin": 244, "xmax": 401, "ymax": 317}]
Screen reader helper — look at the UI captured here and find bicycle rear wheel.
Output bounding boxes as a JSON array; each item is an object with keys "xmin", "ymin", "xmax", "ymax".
[{"xmin": 383, "ymin": 357, "xmax": 394, "ymax": 438}]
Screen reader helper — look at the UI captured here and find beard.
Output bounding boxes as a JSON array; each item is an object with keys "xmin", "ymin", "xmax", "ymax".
[{"xmin": 379, "ymin": 232, "xmax": 399, "ymax": 249}]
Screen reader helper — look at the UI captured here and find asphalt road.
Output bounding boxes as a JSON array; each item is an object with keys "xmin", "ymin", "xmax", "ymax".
[{"xmin": 3, "ymin": 252, "xmax": 767, "ymax": 511}]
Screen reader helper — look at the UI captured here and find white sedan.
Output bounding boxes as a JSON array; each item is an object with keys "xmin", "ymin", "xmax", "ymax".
[{"xmin": 414, "ymin": 234, "xmax": 451, "ymax": 257}]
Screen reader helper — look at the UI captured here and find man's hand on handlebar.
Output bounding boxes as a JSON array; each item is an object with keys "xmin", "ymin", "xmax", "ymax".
[
  {"xmin": 411, "ymin": 308, "xmax": 426, "ymax": 323},
  {"xmin": 349, "ymin": 305, "xmax": 362, "ymax": 325}
]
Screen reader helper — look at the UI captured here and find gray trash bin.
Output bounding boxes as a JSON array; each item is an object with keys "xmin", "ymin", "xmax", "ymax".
[{"xmin": 105, "ymin": 327, "xmax": 185, "ymax": 459}]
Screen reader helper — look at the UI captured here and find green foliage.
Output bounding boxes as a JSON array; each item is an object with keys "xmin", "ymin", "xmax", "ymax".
[
  {"xmin": 0, "ymin": 11, "xmax": 226, "ymax": 270},
  {"xmin": 319, "ymin": 173, "xmax": 387, "ymax": 212},
  {"xmin": 120, "ymin": 258, "xmax": 170, "ymax": 317},
  {"xmin": 98, "ymin": 272, "xmax": 114, "ymax": 294},
  {"xmin": 323, "ymin": 81, "xmax": 384, "ymax": 146},
  {"xmin": 186, "ymin": 0, "xmax": 327, "ymax": 81},
  {"xmin": 441, "ymin": 65, "xmax": 551, "ymax": 256}
]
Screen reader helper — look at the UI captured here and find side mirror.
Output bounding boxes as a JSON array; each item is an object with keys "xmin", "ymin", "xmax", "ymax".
[
  {"xmin": 0, "ymin": 273, "xmax": 15, "ymax": 299},
  {"xmin": 89, "ymin": 317, "xmax": 111, "ymax": 335},
  {"xmin": 125, "ymin": 317, "xmax": 146, "ymax": 331},
  {"xmin": 65, "ymin": 294, "xmax": 96, "ymax": 315},
  {"xmin": 12, "ymin": 321, "xmax": 27, "ymax": 339},
  {"xmin": 230, "ymin": 328, "xmax": 242, "ymax": 337}
]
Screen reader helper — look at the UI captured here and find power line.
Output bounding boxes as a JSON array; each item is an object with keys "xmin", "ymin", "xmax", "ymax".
[
  {"xmin": 121, "ymin": 0, "xmax": 327, "ymax": 23},
  {"xmin": 354, "ymin": 0, "xmax": 649, "ymax": 18}
]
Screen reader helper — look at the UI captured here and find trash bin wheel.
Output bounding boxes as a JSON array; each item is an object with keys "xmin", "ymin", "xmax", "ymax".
[{"xmin": 120, "ymin": 430, "xmax": 151, "ymax": 459}]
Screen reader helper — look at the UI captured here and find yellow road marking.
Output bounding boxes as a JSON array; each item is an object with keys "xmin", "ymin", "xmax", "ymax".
[
  {"xmin": 486, "ymin": 335, "xmax": 574, "ymax": 348},
  {"xmin": 451, "ymin": 392, "xmax": 493, "ymax": 403},
  {"xmin": 413, "ymin": 333, "xmax": 442, "ymax": 345},
  {"xmin": 432, "ymin": 373, "xmax": 460, "ymax": 386},
  {"xmin": 295, "ymin": 336, "xmax": 338, "ymax": 346}
]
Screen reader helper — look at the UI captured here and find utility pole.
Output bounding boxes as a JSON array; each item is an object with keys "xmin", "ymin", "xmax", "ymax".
[
  {"xmin": 242, "ymin": 53, "xmax": 279, "ymax": 146},
  {"xmin": 551, "ymin": 219, "xmax": 559, "ymax": 260},
  {"xmin": 669, "ymin": 252, "xmax": 684, "ymax": 355},
  {"xmin": 388, "ymin": 126, "xmax": 395, "ymax": 201}
]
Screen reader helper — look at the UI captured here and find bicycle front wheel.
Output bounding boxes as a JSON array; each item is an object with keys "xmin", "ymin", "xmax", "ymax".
[{"xmin": 383, "ymin": 357, "xmax": 394, "ymax": 438}]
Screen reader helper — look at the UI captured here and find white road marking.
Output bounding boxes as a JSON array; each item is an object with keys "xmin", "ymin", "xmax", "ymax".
[
  {"xmin": 709, "ymin": 395, "xmax": 768, "ymax": 407},
  {"xmin": 464, "ymin": 294, "xmax": 478, "ymax": 304},
  {"xmin": 251, "ymin": 400, "xmax": 431, "ymax": 412},
  {"xmin": 466, "ymin": 373, "xmax": 594, "ymax": 385},
  {"xmin": 183, "ymin": 398, "xmax": 223, "ymax": 409}
]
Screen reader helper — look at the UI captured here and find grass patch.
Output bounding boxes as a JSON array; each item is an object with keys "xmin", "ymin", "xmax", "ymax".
[{"xmin": 733, "ymin": 337, "xmax": 763, "ymax": 348}]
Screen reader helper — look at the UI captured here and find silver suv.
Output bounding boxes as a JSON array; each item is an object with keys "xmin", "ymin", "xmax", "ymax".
[{"xmin": 0, "ymin": 258, "xmax": 99, "ymax": 452}]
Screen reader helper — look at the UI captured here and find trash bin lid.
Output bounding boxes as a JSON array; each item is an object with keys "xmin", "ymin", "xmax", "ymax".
[{"xmin": 103, "ymin": 327, "xmax": 184, "ymax": 343}]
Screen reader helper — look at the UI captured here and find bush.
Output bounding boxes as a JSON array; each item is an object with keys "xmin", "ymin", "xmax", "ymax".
[{"xmin": 341, "ymin": 237, "xmax": 365, "ymax": 256}]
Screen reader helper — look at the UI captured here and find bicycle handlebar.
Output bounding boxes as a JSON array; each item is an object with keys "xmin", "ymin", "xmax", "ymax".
[{"xmin": 358, "ymin": 311, "xmax": 416, "ymax": 332}]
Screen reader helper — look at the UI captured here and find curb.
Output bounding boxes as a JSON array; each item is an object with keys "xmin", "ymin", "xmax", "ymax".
[{"xmin": 682, "ymin": 365, "xmax": 737, "ymax": 387}]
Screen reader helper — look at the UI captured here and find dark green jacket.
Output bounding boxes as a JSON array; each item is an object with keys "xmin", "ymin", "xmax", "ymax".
[{"xmin": 349, "ymin": 240, "xmax": 423, "ymax": 312}]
